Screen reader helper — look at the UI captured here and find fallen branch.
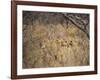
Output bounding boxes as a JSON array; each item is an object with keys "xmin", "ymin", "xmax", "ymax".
[{"xmin": 62, "ymin": 13, "xmax": 89, "ymax": 38}]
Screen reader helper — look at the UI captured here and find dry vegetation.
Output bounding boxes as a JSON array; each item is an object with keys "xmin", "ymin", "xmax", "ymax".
[{"xmin": 23, "ymin": 11, "xmax": 89, "ymax": 68}]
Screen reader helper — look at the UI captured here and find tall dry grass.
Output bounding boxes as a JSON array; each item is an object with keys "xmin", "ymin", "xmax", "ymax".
[{"xmin": 23, "ymin": 12, "xmax": 89, "ymax": 68}]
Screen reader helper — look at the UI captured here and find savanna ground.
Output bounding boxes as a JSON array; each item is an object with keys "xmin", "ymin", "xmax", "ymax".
[{"xmin": 23, "ymin": 11, "xmax": 89, "ymax": 68}]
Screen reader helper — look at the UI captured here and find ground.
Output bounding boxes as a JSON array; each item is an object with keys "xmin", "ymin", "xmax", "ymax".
[{"xmin": 23, "ymin": 12, "xmax": 89, "ymax": 68}]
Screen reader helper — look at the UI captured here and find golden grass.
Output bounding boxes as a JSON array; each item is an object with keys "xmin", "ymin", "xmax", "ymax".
[{"xmin": 23, "ymin": 16, "xmax": 89, "ymax": 68}]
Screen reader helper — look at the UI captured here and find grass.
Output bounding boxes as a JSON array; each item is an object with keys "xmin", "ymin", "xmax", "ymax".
[{"xmin": 23, "ymin": 12, "xmax": 89, "ymax": 68}]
